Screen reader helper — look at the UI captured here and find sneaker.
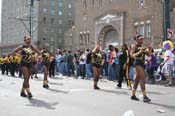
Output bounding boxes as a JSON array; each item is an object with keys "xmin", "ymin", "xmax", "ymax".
[
  {"xmin": 34, "ymin": 76, "xmax": 38, "ymax": 79},
  {"xmin": 131, "ymin": 95, "xmax": 139, "ymax": 101},
  {"xmin": 28, "ymin": 93, "xmax": 33, "ymax": 99},
  {"xmin": 20, "ymin": 92, "xmax": 27, "ymax": 97},
  {"xmin": 117, "ymin": 84, "xmax": 122, "ymax": 88},
  {"xmin": 143, "ymin": 96, "xmax": 151, "ymax": 102},
  {"xmin": 43, "ymin": 84, "xmax": 49, "ymax": 89},
  {"xmin": 94, "ymin": 85, "xmax": 100, "ymax": 90},
  {"xmin": 165, "ymin": 81, "xmax": 173, "ymax": 87}
]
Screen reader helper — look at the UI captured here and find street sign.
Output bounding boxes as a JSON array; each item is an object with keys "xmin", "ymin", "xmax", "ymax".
[{"xmin": 167, "ymin": 28, "xmax": 174, "ymax": 39}]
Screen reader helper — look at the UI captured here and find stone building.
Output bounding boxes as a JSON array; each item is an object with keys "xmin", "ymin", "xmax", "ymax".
[{"xmin": 71, "ymin": 0, "xmax": 175, "ymax": 50}]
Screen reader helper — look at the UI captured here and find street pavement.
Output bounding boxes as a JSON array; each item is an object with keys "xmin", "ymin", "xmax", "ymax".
[{"xmin": 0, "ymin": 74, "xmax": 175, "ymax": 116}]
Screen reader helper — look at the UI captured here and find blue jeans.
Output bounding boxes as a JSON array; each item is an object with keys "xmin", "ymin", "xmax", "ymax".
[
  {"xmin": 79, "ymin": 64, "xmax": 86, "ymax": 78},
  {"xmin": 108, "ymin": 64, "xmax": 115, "ymax": 81},
  {"xmin": 86, "ymin": 63, "xmax": 92, "ymax": 79},
  {"xmin": 113, "ymin": 64, "xmax": 119, "ymax": 80},
  {"xmin": 129, "ymin": 66, "xmax": 134, "ymax": 80},
  {"xmin": 67, "ymin": 63, "xmax": 75, "ymax": 77},
  {"xmin": 75, "ymin": 63, "xmax": 80, "ymax": 78}
]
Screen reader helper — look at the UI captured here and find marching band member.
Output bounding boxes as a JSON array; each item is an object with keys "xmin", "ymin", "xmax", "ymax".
[{"xmin": 130, "ymin": 35, "xmax": 151, "ymax": 102}]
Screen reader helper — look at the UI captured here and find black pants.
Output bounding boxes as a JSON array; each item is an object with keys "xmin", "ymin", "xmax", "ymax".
[
  {"xmin": 49, "ymin": 61, "xmax": 55, "ymax": 77},
  {"xmin": 118, "ymin": 65, "xmax": 131, "ymax": 87},
  {"xmin": 10, "ymin": 62, "xmax": 16, "ymax": 77},
  {"xmin": 1, "ymin": 63, "xmax": 5, "ymax": 75}
]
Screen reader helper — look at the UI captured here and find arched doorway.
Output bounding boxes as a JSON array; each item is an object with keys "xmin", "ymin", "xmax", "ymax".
[{"xmin": 98, "ymin": 25, "xmax": 119, "ymax": 49}]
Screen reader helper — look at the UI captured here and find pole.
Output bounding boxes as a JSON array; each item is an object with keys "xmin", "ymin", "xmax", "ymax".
[
  {"xmin": 30, "ymin": 0, "xmax": 34, "ymax": 44},
  {"xmin": 164, "ymin": 0, "xmax": 170, "ymax": 40}
]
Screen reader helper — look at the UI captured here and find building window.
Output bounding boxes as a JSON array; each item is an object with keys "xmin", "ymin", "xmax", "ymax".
[
  {"xmin": 68, "ymin": 4, "xmax": 72, "ymax": 8},
  {"xmin": 58, "ymin": 39, "xmax": 62, "ymax": 43},
  {"xmin": 108, "ymin": 0, "xmax": 113, "ymax": 3},
  {"xmin": 83, "ymin": 0, "xmax": 87, "ymax": 8},
  {"xmin": 51, "ymin": 36, "xmax": 54, "ymax": 42},
  {"xmin": 59, "ymin": 11, "xmax": 62, "ymax": 16},
  {"xmin": 138, "ymin": 0, "xmax": 145, "ymax": 8},
  {"xmin": 59, "ymin": 20, "xmax": 62, "ymax": 24},
  {"xmin": 58, "ymin": 29, "xmax": 62, "ymax": 33},
  {"xmin": 87, "ymin": 32, "xmax": 90, "ymax": 44},
  {"xmin": 139, "ymin": 24, "xmax": 144, "ymax": 37},
  {"xmin": 51, "ymin": 28, "xmax": 55, "ymax": 33},
  {"xmin": 91, "ymin": 0, "xmax": 95, "ymax": 6},
  {"xmin": 146, "ymin": 23, "xmax": 151, "ymax": 39},
  {"xmin": 51, "ymin": 1, "xmax": 55, "ymax": 6},
  {"xmin": 43, "ymin": 27, "xmax": 47, "ymax": 33},
  {"xmin": 68, "ymin": 12, "xmax": 72, "ymax": 17},
  {"xmin": 68, "ymin": 20, "xmax": 73, "ymax": 26},
  {"xmin": 43, "ymin": 8, "xmax": 47, "ymax": 14},
  {"xmin": 43, "ymin": 17, "xmax": 46, "ymax": 23},
  {"xmin": 99, "ymin": 0, "xmax": 102, "ymax": 5},
  {"xmin": 59, "ymin": 2, "xmax": 63, "ymax": 7},
  {"xmin": 80, "ymin": 32, "xmax": 83, "ymax": 44},
  {"xmin": 51, "ymin": 10, "xmax": 55, "ymax": 15},
  {"xmin": 43, "ymin": 0, "xmax": 47, "ymax": 4},
  {"xmin": 51, "ymin": 18, "xmax": 54, "ymax": 24},
  {"xmin": 50, "ymin": 46, "xmax": 54, "ymax": 51}
]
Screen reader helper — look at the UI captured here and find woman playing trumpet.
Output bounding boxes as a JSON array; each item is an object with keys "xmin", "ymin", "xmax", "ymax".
[{"xmin": 130, "ymin": 35, "xmax": 151, "ymax": 102}]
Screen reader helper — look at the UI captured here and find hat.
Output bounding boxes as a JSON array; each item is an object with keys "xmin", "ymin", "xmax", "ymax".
[
  {"xmin": 163, "ymin": 40, "xmax": 174, "ymax": 50},
  {"xmin": 136, "ymin": 35, "xmax": 144, "ymax": 40}
]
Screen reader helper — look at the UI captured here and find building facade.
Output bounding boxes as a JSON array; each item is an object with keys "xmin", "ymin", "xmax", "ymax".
[
  {"xmin": 38, "ymin": 0, "xmax": 74, "ymax": 51},
  {"xmin": 1, "ymin": 0, "xmax": 75, "ymax": 54},
  {"xmin": 1, "ymin": 0, "xmax": 39, "ymax": 54},
  {"xmin": 72, "ymin": 0, "xmax": 174, "ymax": 50}
]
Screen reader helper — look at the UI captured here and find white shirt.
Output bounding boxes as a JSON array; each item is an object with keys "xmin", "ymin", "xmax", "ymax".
[{"xmin": 164, "ymin": 50, "xmax": 174, "ymax": 65}]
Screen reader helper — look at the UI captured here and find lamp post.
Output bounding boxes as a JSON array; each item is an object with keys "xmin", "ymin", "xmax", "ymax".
[
  {"xmin": 30, "ymin": 0, "xmax": 34, "ymax": 44},
  {"xmin": 164, "ymin": 0, "xmax": 170, "ymax": 40},
  {"xmin": 157, "ymin": 0, "xmax": 170, "ymax": 41}
]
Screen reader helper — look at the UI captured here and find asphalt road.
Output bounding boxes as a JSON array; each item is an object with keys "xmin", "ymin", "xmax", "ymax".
[{"xmin": 0, "ymin": 74, "xmax": 175, "ymax": 116}]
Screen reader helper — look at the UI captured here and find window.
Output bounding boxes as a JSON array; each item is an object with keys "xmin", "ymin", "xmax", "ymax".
[
  {"xmin": 50, "ymin": 46, "xmax": 54, "ymax": 51},
  {"xmin": 51, "ymin": 1, "xmax": 55, "ymax": 6},
  {"xmin": 91, "ymin": 0, "xmax": 95, "ymax": 6},
  {"xmin": 79, "ymin": 32, "xmax": 83, "ymax": 44},
  {"xmin": 146, "ymin": 23, "xmax": 151, "ymax": 39},
  {"xmin": 59, "ymin": 11, "xmax": 62, "ymax": 16},
  {"xmin": 51, "ymin": 18, "xmax": 54, "ymax": 24},
  {"xmin": 99, "ymin": 0, "xmax": 102, "ymax": 5},
  {"xmin": 83, "ymin": 0, "xmax": 87, "ymax": 8},
  {"xmin": 87, "ymin": 32, "xmax": 90, "ymax": 44},
  {"xmin": 43, "ymin": 0, "xmax": 47, "ymax": 4},
  {"xmin": 58, "ymin": 39, "xmax": 62, "ymax": 43},
  {"xmin": 43, "ymin": 27, "xmax": 47, "ymax": 33},
  {"xmin": 51, "ymin": 28, "xmax": 55, "ymax": 33},
  {"xmin": 59, "ymin": 2, "xmax": 62, "ymax": 7},
  {"xmin": 43, "ymin": 17, "xmax": 46, "ymax": 23},
  {"xmin": 139, "ymin": 24, "xmax": 144, "ymax": 37},
  {"xmin": 43, "ymin": 8, "xmax": 47, "ymax": 14},
  {"xmin": 59, "ymin": 20, "xmax": 62, "ymax": 24},
  {"xmin": 138, "ymin": 0, "xmax": 145, "ymax": 8},
  {"xmin": 68, "ymin": 4, "xmax": 72, "ymax": 8},
  {"xmin": 68, "ymin": 20, "xmax": 73, "ymax": 26},
  {"xmin": 58, "ymin": 29, "xmax": 62, "ymax": 33},
  {"xmin": 108, "ymin": 0, "xmax": 113, "ymax": 3},
  {"xmin": 51, "ymin": 36, "xmax": 54, "ymax": 41},
  {"xmin": 68, "ymin": 12, "xmax": 72, "ymax": 17},
  {"xmin": 51, "ymin": 10, "xmax": 55, "ymax": 15}
]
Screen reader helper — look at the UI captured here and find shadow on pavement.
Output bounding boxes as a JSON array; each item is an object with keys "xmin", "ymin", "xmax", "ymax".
[
  {"xmin": 49, "ymin": 82, "xmax": 64, "ymax": 86},
  {"xmin": 27, "ymin": 98, "xmax": 59, "ymax": 110},
  {"xmin": 149, "ymin": 102, "xmax": 175, "ymax": 111},
  {"xmin": 100, "ymin": 89, "xmax": 129, "ymax": 95},
  {"xmin": 47, "ymin": 88, "xmax": 69, "ymax": 94},
  {"xmin": 137, "ymin": 90, "xmax": 164, "ymax": 95}
]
